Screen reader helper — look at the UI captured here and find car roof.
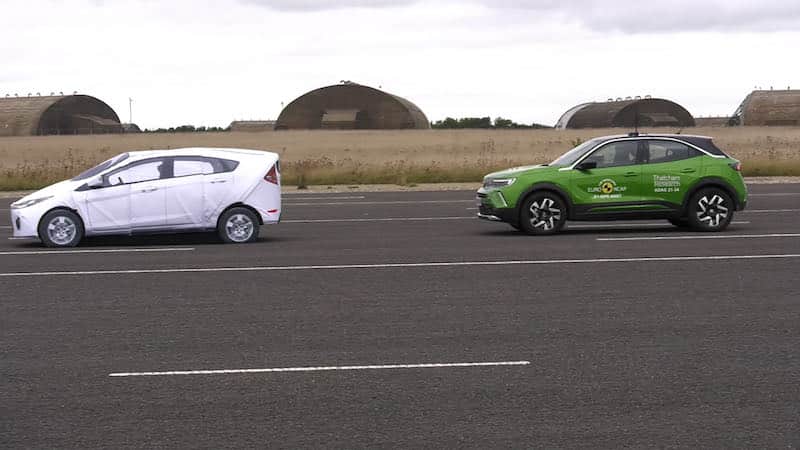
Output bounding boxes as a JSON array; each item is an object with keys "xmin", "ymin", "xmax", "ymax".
[
  {"xmin": 594, "ymin": 133, "xmax": 714, "ymax": 141},
  {"xmin": 123, "ymin": 147, "xmax": 278, "ymax": 161},
  {"xmin": 588, "ymin": 133, "xmax": 727, "ymax": 156}
]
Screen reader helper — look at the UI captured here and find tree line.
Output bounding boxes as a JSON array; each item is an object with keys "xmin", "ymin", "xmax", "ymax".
[{"xmin": 431, "ymin": 117, "xmax": 551, "ymax": 129}]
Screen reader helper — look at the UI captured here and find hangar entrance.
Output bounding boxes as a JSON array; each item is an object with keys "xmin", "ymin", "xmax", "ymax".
[{"xmin": 321, "ymin": 109, "xmax": 369, "ymax": 129}]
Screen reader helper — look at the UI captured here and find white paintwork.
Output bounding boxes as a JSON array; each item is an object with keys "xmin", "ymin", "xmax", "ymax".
[{"xmin": 9, "ymin": 148, "xmax": 281, "ymax": 242}]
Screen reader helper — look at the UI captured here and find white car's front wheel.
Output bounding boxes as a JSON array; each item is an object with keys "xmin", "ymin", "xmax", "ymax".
[
  {"xmin": 218, "ymin": 207, "xmax": 260, "ymax": 244},
  {"xmin": 38, "ymin": 209, "xmax": 84, "ymax": 248}
]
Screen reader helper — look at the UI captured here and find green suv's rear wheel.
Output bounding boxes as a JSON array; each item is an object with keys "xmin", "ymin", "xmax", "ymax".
[
  {"xmin": 520, "ymin": 192, "xmax": 567, "ymax": 235},
  {"xmin": 688, "ymin": 188, "xmax": 734, "ymax": 232}
]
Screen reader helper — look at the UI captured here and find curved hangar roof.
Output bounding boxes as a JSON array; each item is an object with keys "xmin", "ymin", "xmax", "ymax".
[
  {"xmin": 734, "ymin": 90, "xmax": 800, "ymax": 126},
  {"xmin": 275, "ymin": 84, "xmax": 430, "ymax": 130},
  {"xmin": 555, "ymin": 98, "xmax": 695, "ymax": 129},
  {"xmin": 0, "ymin": 94, "xmax": 122, "ymax": 137}
]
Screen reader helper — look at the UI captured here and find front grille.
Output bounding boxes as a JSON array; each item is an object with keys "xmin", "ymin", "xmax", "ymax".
[{"xmin": 15, "ymin": 217, "xmax": 21, "ymax": 230}]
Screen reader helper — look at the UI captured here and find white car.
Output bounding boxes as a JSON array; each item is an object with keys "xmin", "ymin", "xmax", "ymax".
[{"xmin": 9, "ymin": 148, "xmax": 281, "ymax": 247}]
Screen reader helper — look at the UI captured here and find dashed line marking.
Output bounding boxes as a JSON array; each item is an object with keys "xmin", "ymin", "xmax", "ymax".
[
  {"xmin": 109, "ymin": 361, "xmax": 532, "ymax": 378},
  {"xmin": 2, "ymin": 254, "xmax": 798, "ymax": 277},
  {"xmin": 597, "ymin": 234, "xmax": 800, "ymax": 242},
  {"xmin": 0, "ymin": 247, "xmax": 195, "ymax": 256}
]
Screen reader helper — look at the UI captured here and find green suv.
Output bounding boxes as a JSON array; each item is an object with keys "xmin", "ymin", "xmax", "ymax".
[{"xmin": 477, "ymin": 134, "xmax": 747, "ymax": 234}]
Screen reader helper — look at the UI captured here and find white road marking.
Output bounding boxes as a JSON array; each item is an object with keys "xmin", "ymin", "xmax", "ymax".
[
  {"xmin": 742, "ymin": 209, "xmax": 800, "ymax": 213},
  {"xmin": 3, "ymin": 254, "xmax": 798, "ymax": 278},
  {"xmin": 284, "ymin": 200, "xmax": 474, "ymax": 206},
  {"xmin": 598, "ymin": 234, "xmax": 800, "ymax": 242},
  {"xmin": 749, "ymin": 193, "xmax": 800, "ymax": 197},
  {"xmin": 567, "ymin": 221, "xmax": 749, "ymax": 229},
  {"xmin": 0, "ymin": 226, "xmax": 10, "ymax": 229},
  {"xmin": 281, "ymin": 196, "xmax": 366, "ymax": 200},
  {"xmin": 283, "ymin": 216, "xmax": 473, "ymax": 224},
  {"xmin": 109, "ymin": 361, "xmax": 532, "ymax": 377},
  {"xmin": 0, "ymin": 247, "xmax": 195, "ymax": 256}
]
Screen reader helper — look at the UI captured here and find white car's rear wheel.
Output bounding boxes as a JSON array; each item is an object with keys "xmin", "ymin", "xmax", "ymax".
[
  {"xmin": 218, "ymin": 207, "xmax": 260, "ymax": 243},
  {"xmin": 38, "ymin": 209, "xmax": 84, "ymax": 248}
]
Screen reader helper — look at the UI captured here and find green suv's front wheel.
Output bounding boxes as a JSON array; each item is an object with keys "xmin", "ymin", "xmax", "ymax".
[
  {"xmin": 520, "ymin": 192, "xmax": 567, "ymax": 235},
  {"xmin": 688, "ymin": 188, "xmax": 734, "ymax": 232}
]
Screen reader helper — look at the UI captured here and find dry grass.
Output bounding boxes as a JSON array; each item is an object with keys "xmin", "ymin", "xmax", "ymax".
[{"xmin": 1, "ymin": 127, "xmax": 799, "ymax": 190}]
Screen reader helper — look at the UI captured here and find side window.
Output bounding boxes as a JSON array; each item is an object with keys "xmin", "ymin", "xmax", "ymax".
[
  {"xmin": 174, "ymin": 158, "xmax": 214, "ymax": 177},
  {"xmin": 646, "ymin": 140, "xmax": 701, "ymax": 164},
  {"xmin": 107, "ymin": 160, "xmax": 166, "ymax": 186},
  {"xmin": 583, "ymin": 140, "xmax": 639, "ymax": 168}
]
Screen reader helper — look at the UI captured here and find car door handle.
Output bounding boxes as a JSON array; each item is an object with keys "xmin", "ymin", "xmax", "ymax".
[
  {"xmin": 680, "ymin": 168, "xmax": 697, "ymax": 173},
  {"xmin": 624, "ymin": 172, "xmax": 638, "ymax": 177},
  {"xmin": 141, "ymin": 187, "xmax": 159, "ymax": 193},
  {"xmin": 210, "ymin": 179, "xmax": 227, "ymax": 184}
]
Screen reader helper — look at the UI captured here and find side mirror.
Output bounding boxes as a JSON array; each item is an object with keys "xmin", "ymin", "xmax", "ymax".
[
  {"xmin": 87, "ymin": 175, "xmax": 104, "ymax": 188},
  {"xmin": 575, "ymin": 161, "xmax": 597, "ymax": 171}
]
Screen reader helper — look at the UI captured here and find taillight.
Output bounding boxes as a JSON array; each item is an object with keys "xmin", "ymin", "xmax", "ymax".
[
  {"xmin": 264, "ymin": 164, "xmax": 279, "ymax": 185},
  {"xmin": 729, "ymin": 161, "xmax": 742, "ymax": 172}
]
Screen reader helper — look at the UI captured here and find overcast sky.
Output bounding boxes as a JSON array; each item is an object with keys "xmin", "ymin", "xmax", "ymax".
[{"xmin": 2, "ymin": 0, "xmax": 798, "ymax": 129}]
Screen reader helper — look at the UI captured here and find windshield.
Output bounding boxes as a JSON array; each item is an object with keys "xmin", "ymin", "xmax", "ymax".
[
  {"xmin": 71, "ymin": 153, "xmax": 130, "ymax": 181},
  {"xmin": 550, "ymin": 138, "xmax": 603, "ymax": 167}
]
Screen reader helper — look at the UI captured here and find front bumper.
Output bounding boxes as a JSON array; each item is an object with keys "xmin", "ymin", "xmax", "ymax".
[
  {"xmin": 476, "ymin": 191, "xmax": 517, "ymax": 225},
  {"xmin": 10, "ymin": 209, "xmax": 40, "ymax": 238}
]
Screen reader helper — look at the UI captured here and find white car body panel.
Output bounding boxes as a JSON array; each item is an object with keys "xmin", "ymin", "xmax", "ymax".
[{"xmin": 9, "ymin": 148, "xmax": 281, "ymax": 241}]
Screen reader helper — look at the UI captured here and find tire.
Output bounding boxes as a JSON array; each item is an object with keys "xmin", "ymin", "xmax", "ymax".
[
  {"xmin": 38, "ymin": 209, "xmax": 84, "ymax": 248},
  {"xmin": 668, "ymin": 218, "xmax": 689, "ymax": 228},
  {"xmin": 519, "ymin": 192, "xmax": 567, "ymax": 235},
  {"xmin": 218, "ymin": 207, "xmax": 260, "ymax": 243},
  {"xmin": 687, "ymin": 188, "xmax": 734, "ymax": 232}
]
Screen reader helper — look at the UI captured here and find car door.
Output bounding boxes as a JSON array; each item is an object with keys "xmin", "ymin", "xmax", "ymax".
[
  {"xmin": 83, "ymin": 183, "xmax": 131, "ymax": 233},
  {"xmin": 105, "ymin": 158, "xmax": 169, "ymax": 230},
  {"xmin": 163, "ymin": 157, "xmax": 212, "ymax": 227},
  {"xmin": 640, "ymin": 139, "xmax": 705, "ymax": 209},
  {"xmin": 569, "ymin": 139, "xmax": 644, "ymax": 213}
]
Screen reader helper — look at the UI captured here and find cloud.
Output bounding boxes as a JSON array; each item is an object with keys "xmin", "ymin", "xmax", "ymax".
[
  {"xmin": 240, "ymin": 0, "xmax": 800, "ymax": 32},
  {"xmin": 240, "ymin": 0, "xmax": 414, "ymax": 11}
]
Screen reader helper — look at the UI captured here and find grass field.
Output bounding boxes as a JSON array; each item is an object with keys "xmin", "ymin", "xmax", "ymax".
[{"xmin": 1, "ymin": 127, "xmax": 799, "ymax": 190}]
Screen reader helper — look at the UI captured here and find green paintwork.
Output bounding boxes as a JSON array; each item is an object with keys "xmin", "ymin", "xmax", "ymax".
[{"xmin": 478, "ymin": 136, "xmax": 748, "ymax": 223}]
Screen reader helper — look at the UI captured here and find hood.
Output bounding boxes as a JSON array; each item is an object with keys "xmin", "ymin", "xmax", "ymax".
[
  {"xmin": 14, "ymin": 179, "xmax": 82, "ymax": 204},
  {"xmin": 484, "ymin": 164, "xmax": 551, "ymax": 179}
]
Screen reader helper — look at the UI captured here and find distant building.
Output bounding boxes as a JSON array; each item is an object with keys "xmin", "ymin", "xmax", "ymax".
[
  {"xmin": 694, "ymin": 117, "xmax": 732, "ymax": 127},
  {"xmin": 122, "ymin": 123, "xmax": 142, "ymax": 133},
  {"xmin": 229, "ymin": 120, "xmax": 276, "ymax": 132},
  {"xmin": 731, "ymin": 90, "xmax": 800, "ymax": 126},
  {"xmin": 275, "ymin": 83, "xmax": 430, "ymax": 130},
  {"xmin": 555, "ymin": 98, "xmax": 695, "ymax": 129},
  {"xmin": 0, "ymin": 94, "xmax": 123, "ymax": 137}
]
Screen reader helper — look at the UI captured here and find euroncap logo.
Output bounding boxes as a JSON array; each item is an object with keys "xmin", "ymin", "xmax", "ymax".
[{"xmin": 588, "ymin": 178, "xmax": 627, "ymax": 196}]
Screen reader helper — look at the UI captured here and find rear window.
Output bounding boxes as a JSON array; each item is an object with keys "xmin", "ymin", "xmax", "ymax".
[{"xmin": 680, "ymin": 137, "xmax": 729, "ymax": 157}]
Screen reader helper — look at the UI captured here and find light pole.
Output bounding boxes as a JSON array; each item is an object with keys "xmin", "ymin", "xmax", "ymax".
[{"xmin": 129, "ymin": 97, "xmax": 133, "ymax": 124}]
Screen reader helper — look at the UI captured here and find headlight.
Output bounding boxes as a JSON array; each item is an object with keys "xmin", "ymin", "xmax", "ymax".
[
  {"xmin": 483, "ymin": 178, "xmax": 516, "ymax": 189},
  {"xmin": 10, "ymin": 196, "xmax": 53, "ymax": 209}
]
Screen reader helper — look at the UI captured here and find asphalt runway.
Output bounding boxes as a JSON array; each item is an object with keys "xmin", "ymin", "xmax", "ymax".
[{"xmin": 1, "ymin": 184, "xmax": 799, "ymax": 448}]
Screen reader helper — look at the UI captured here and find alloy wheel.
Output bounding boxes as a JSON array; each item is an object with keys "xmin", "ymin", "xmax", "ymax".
[
  {"xmin": 47, "ymin": 216, "xmax": 77, "ymax": 246},
  {"xmin": 529, "ymin": 197, "xmax": 562, "ymax": 231},
  {"xmin": 225, "ymin": 214, "xmax": 254, "ymax": 242},
  {"xmin": 696, "ymin": 194, "xmax": 729, "ymax": 228}
]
